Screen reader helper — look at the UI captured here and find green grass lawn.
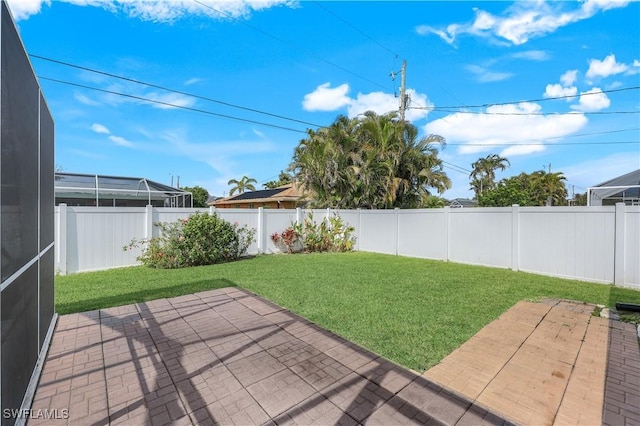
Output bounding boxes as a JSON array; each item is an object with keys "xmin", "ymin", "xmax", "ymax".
[{"xmin": 55, "ymin": 252, "xmax": 640, "ymax": 371}]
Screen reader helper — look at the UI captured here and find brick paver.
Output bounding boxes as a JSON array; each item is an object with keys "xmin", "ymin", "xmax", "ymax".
[
  {"xmin": 425, "ymin": 299, "xmax": 640, "ymax": 426},
  {"xmin": 29, "ymin": 291, "xmax": 638, "ymax": 425},
  {"xmin": 29, "ymin": 288, "xmax": 513, "ymax": 425}
]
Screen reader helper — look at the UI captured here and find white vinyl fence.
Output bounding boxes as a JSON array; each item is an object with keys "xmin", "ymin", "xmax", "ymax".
[{"xmin": 54, "ymin": 204, "xmax": 640, "ymax": 289}]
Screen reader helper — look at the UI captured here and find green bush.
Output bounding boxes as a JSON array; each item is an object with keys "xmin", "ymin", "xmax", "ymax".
[
  {"xmin": 125, "ymin": 212, "xmax": 255, "ymax": 269},
  {"xmin": 271, "ymin": 212, "xmax": 355, "ymax": 253}
]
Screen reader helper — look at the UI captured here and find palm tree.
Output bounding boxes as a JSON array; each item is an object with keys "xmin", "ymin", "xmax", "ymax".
[
  {"xmin": 227, "ymin": 176, "xmax": 257, "ymax": 196},
  {"xmin": 291, "ymin": 111, "xmax": 450, "ymax": 209},
  {"xmin": 470, "ymin": 154, "xmax": 510, "ymax": 198},
  {"xmin": 531, "ymin": 171, "xmax": 567, "ymax": 206}
]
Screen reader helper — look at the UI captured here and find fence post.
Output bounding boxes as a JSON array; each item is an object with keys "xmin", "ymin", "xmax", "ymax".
[
  {"xmin": 57, "ymin": 204, "xmax": 67, "ymax": 276},
  {"xmin": 326, "ymin": 207, "xmax": 331, "ymax": 222},
  {"xmin": 296, "ymin": 207, "xmax": 302, "ymax": 225},
  {"xmin": 209, "ymin": 206, "xmax": 215, "ymax": 216},
  {"xmin": 614, "ymin": 203, "xmax": 626, "ymax": 286},
  {"xmin": 145, "ymin": 205, "xmax": 153, "ymax": 240},
  {"xmin": 444, "ymin": 206, "xmax": 450, "ymax": 261},
  {"xmin": 511, "ymin": 204, "xmax": 520, "ymax": 271},
  {"xmin": 257, "ymin": 207, "xmax": 264, "ymax": 254},
  {"xmin": 357, "ymin": 208, "xmax": 361, "ymax": 252},
  {"xmin": 395, "ymin": 208, "xmax": 400, "ymax": 256}
]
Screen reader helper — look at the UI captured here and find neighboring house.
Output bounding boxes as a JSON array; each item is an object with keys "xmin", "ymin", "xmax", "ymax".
[
  {"xmin": 587, "ymin": 169, "xmax": 640, "ymax": 206},
  {"xmin": 210, "ymin": 183, "xmax": 307, "ymax": 209},
  {"xmin": 55, "ymin": 172, "xmax": 193, "ymax": 207},
  {"xmin": 449, "ymin": 198, "xmax": 478, "ymax": 208}
]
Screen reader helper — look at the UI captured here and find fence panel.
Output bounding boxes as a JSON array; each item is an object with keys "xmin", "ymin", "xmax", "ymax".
[
  {"xmin": 65, "ymin": 207, "xmax": 146, "ymax": 273},
  {"xmin": 153, "ymin": 208, "xmax": 208, "ymax": 237},
  {"xmin": 358, "ymin": 210, "xmax": 398, "ymax": 254},
  {"xmin": 518, "ymin": 207, "xmax": 615, "ymax": 283},
  {"xmin": 397, "ymin": 209, "xmax": 447, "ymax": 260},
  {"xmin": 334, "ymin": 209, "xmax": 362, "ymax": 251},
  {"xmin": 448, "ymin": 208, "xmax": 513, "ymax": 268},
  {"xmin": 214, "ymin": 209, "xmax": 261, "ymax": 254},
  {"xmin": 54, "ymin": 205, "xmax": 639, "ymax": 288},
  {"xmin": 261, "ymin": 210, "xmax": 299, "ymax": 253},
  {"xmin": 624, "ymin": 207, "xmax": 640, "ymax": 289}
]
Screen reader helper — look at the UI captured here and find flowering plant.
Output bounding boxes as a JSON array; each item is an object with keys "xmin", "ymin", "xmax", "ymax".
[{"xmin": 125, "ymin": 212, "xmax": 255, "ymax": 268}]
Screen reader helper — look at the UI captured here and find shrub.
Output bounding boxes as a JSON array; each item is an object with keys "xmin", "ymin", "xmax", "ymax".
[
  {"xmin": 270, "ymin": 212, "xmax": 355, "ymax": 253},
  {"xmin": 125, "ymin": 212, "xmax": 255, "ymax": 269},
  {"xmin": 270, "ymin": 226, "xmax": 302, "ymax": 253}
]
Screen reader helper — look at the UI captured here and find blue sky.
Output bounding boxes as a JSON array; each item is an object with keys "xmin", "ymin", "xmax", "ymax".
[{"xmin": 11, "ymin": 0, "xmax": 640, "ymax": 199}]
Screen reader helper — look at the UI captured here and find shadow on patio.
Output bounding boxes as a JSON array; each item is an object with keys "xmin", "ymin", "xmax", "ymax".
[{"xmin": 28, "ymin": 288, "xmax": 508, "ymax": 425}]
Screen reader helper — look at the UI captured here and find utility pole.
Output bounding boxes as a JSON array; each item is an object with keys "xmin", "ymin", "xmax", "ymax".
[{"xmin": 399, "ymin": 59, "xmax": 407, "ymax": 121}]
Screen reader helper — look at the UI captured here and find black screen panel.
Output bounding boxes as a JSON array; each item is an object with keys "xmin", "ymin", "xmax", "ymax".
[
  {"xmin": 38, "ymin": 249, "xmax": 55, "ymax": 350},
  {"xmin": 39, "ymin": 94, "xmax": 54, "ymax": 249},
  {"xmin": 0, "ymin": 264, "xmax": 39, "ymax": 422},
  {"xmin": 1, "ymin": 3, "xmax": 40, "ymax": 281}
]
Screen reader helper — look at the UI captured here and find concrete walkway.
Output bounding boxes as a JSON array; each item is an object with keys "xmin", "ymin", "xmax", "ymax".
[
  {"xmin": 425, "ymin": 299, "xmax": 640, "ymax": 426},
  {"xmin": 29, "ymin": 288, "xmax": 508, "ymax": 426}
]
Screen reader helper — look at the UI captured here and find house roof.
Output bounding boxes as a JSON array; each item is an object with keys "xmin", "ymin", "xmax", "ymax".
[
  {"xmin": 589, "ymin": 169, "xmax": 640, "ymax": 203},
  {"xmin": 594, "ymin": 169, "xmax": 640, "ymax": 189},
  {"xmin": 210, "ymin": 183, "xmax": 307, "ymax": 206},
  {"xmin": 55, "ymin": 172, "xmax": 190, "ymax": 201},
  {"xmin": 228, "ymin": 187, "xmax": 288, "ymax": 201},
  {"xmin": 449, "ymin": 198, "xmax": 477, "ymax": 208}
]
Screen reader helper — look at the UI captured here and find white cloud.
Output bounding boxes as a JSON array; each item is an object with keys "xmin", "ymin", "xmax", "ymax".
[
  {"xmin": 108, "ymin": 135, "xmax": 133, "ymax": 147},
  {"xmin": 634, "ymin": 60, "xmax": 640, "ymax": 68},
  {"xmin": 466, "ymin": 65, "xmax": 513, "ymax": 83},
  {"xmin": 69, "ymin": 149, "xmax": 106, "ymax": 160},
  {"xmin": 161, "ymin": 130, "xmax": 275, "ymax": 195},
  {"xmin": 5, "ymin": 0, "xmax": 49, "ymax": 20},
  {"xmin": 302, "ymin": 83, "xmax": 351, "ymax": 111},
  {"xmin": 11, "ymin": 0, "xmax": 296, "ymax": 22},
  {"xmin": 302, "ymin": 84, "xmax": 431, "ymax": 122},
  {"xmin": 91, "ymin": 123, "xmax": 110, "ymax": 134},
  {"xmin": 147, "ymin": 92, "xmax": 196, "ymax": 110},
  {"xmin": 74, "ymin": 92, "xmax": 101, "ymax": 106},
  {"xmin": 544, "ymin": 83, "xmax": 578, "ymax": 99},
  {"xmin": 346, "ymin": 89, "xmax": 431, "ymax": 122},
  {"xmin": 184, "ymin": 78, "xmax": 202, "ymax": 86},
  {"xmin": 511, "ymin": 50, "xmax": 550, "ymax": 61},
  {"xmin": 586, "ymin": 54, "xmax": 629, "ymax": 79},
  {"xmin": 418, "ymin": 1, "xmax": 630, "ymax": 45},
  {"xmin": 562, "ymin": 152, "xmax": 640, "ymax": 189},
  {"xmin": 424, "ymin": 102, "xmax": 588, "ymax": 156},
  {"xmin": 560, "ymin": 70, "xmax": 578, "ymax": 86},
  {"xmin": 571, "ymin": 88, "xmax": 610, "ymax": 112}
]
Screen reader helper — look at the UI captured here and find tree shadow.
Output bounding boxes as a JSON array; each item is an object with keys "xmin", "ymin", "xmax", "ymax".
[{"xmin": 56, "ymin": 278, "xmax": 237, "ymax": 314}]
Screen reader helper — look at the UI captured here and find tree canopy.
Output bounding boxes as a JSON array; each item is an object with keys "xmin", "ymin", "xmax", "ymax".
[
  {"xmin": 290, "ymin": 112, "xmax": 450, "ymax": 209},
  {"xmin": 180, "ymin": 185, "xmax": 210, "ymax": 208},
  {"xmin": 263, "ymin": 171, "xmax": 293, "ymax": 189},
  {"xmin": 479, "ymin": 170, "xmax": 568, "ymax": 207},
  {"xmin": 469, "ymin": 154, "xmax": 510, "ymax": 199}
]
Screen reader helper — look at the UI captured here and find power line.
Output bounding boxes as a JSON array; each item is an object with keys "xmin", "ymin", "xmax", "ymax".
[
  {"xmin": 513, "ymin": 127, "xmax": 638, "ymax": 141},
  {"xmin": 30, "ymin": 54, "xmax": 323, "ymax": 128},
  {"xmin": 442, "ymin": 160, "xmax": 472, "ymax": 174},
  {"xmin": 193, "ymin": 0, "xmax": 389, "ymax": 91},
  {"xmin": 410, "ymin": 86, "xmax": 640, "ymax": 110},
  {"xmin": 312, "ymin": 1, "xmax": 398, "ymax": 56},
  {"xmin": 439, "ymin": 127, "xmax": 640, "ymax": 146},
  {"xmin": 39, "ymin": 76, "xmax": 308, "ymax": 134},
  {"xmin": 446, "ymin": 141, "xmax": 638, "ymax": 146},
  {"xmin": 442, "ymin": 164, "xmax": 471, "ymax": 175},
  {"xmin": 422, "ymin": 109, "xmax": 639, "ymax": 116}
]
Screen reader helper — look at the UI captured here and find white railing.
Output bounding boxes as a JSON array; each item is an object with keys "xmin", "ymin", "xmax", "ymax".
[{"xmin": 54, "ymin": 204, "xmax": 640, "ymax": 290}]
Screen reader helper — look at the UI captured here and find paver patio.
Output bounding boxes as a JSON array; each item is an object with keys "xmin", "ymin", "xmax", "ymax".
[
  {"xmin": 28, "ymin": 288, "xmax": 508, "ymax": 425},
  {"xmin": 425, "ymin": 299, "xmax": 640, "ymax": 426}
]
